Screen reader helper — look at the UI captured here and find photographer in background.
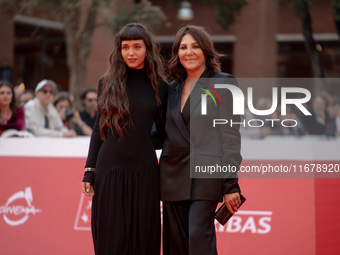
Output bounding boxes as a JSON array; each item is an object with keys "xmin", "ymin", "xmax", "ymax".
[
  {"xmin": 53, "ymin": 91, "xmax": 92, "ymax": 136},
  {"xmin": 18, "ymin": 89, "xmax": 34, "ymax": 108}
]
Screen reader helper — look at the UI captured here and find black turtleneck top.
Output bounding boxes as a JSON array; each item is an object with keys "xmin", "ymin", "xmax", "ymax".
[{"xmin": 84, "ymin": 67, "xmax": 168, "ymax": 176}]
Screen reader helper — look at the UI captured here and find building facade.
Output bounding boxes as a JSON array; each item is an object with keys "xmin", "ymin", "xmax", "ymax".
[{"xmin": 1, "ymin": 0, "xmax": 339, "ymax": 98}]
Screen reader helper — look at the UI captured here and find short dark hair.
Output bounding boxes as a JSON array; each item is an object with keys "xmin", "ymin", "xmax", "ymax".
[
  {"xmin": 314, "ymin": 91, "xmax": 333, "ymax": 108},
  {"xmin": 333, "ymin": 96, "xmax": 340, "ymax": 106},
  {"xmin": 81, "ymin": 88, "xmax": 97, "ymax": 100},
  {"xmin": 53, "ymin": 91, "xmax": 72, "ymax": 108},
  {"xmin": 168, "ymin": 25, "xmax": 224, "ymax": 82},
  {"xmin": 21, "ymin": 89, "xmax": 34, "ymax": 97}
]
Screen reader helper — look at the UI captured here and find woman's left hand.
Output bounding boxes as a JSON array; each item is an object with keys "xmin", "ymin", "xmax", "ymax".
[
  {"xmin": 81, "ymin": 182, "xmax": 95, "ymax": 197},
  {"xmin": 223, "ymin": 192, "xmax": 241, "ymax": 214}
]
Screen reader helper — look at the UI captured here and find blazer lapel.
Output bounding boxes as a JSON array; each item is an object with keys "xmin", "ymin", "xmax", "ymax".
[
  {"xmin": 189, "ymin": 68, "xmax": 215, "ymax": 117},
  {"xmin": 170, "ymin": 80, "xmax": 191, "ymax": 143}
]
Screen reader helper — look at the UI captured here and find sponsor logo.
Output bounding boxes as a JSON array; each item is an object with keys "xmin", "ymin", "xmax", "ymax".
[
  {"xmin": 75, "ymin": 194, "xmax": 272, "ymax": 235},
  {"xmin": 215, "ymin": 210, "xmax": 272, "ymax": 234},
  {"xmin": 0, "ymin": 187, "xmax": 42, "ymax": 226},
  {"xmin": 74, "ymin": 193, "xmax": 164, "ymax": 231},
  {"xmin": 74, "ymin": 193, "xmax": 92, "ymax": 231}
]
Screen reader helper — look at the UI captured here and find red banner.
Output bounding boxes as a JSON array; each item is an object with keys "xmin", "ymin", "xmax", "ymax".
[{"xmin": 0, "ymin": 138, "xmax": 340, "ymax": 255}]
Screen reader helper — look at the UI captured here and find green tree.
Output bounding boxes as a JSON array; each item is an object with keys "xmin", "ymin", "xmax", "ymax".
[
  {"xmin": 281, "ymin": 0, "xmax": 325, "ymax": 79},
  {"xmin": 0, "ymin": 0, "xmax": 166, "ymax": 109},
  {"xmin": 295, "ymin": 0, "xmax": 325, "ymax": 79},
  {"xmin": 213, "ymin": 0, "xmax": 247, "ymax": 30},
  {"xmin": 109, "ymin": 0, "xmax": 166, "ymax": 34},
  {"xmin": 333, "ymin": 0, "xmax": 340, "ymax": 37},
  {"xmin": 167, "ymin": 0, "xmax": 247, "ymax": 30}
]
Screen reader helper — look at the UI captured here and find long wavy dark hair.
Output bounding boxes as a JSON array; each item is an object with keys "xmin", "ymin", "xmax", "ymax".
[
  {"xmin": 0, "ymin": 80, "xmax": 17, "ymax": 115},
  {"xmin": 99, "ymin": 23, "xmax": 165, "ymax": 140},
  {"xmin": 168, "ymin": 25, "xmax": 224, "ymax": 82}
]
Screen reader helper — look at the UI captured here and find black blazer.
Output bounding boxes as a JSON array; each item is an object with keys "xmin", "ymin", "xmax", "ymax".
[{"xmin": 160, "ymin": 68, "xmax": 242, "ymax": 202}]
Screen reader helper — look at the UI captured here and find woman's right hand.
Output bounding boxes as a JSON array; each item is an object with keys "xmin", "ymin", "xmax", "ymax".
[
  {"xmin": 82, "ymin": 182, "xmax": 95, "ymax": 197},
  {"xmin": 71, "ymin": 111, "xmax": 83, "ymax": 127},
  {"xmin": 223, "ymin": 192, "xmax": 240, "ymax": 214}
]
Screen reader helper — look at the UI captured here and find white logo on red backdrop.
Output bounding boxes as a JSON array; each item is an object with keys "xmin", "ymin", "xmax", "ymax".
[
  {"xmin": 74, "ymin": 193, "xmax": 164, "ymax": 231},
  {"xmin": 74, "ymin": 193, "xmax": 92, "ymax": 231},
  {"xmin": 215, "ymin": 210, "xmax": 272, "ymax": 234},
  {"xmin": 0, "ymin": 187, "xmax": 42, "ymax": 226},
  {"xmin": 75, "ymin": 193, "xmax": 271, "ymax": 235}
]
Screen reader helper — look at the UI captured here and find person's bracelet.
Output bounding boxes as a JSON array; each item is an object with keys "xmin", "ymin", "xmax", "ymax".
[
  {"xmin": 82, "ymin": 170, "xmax": 94, "ymax": 185},
  {"xmin": 80, "ymin": 121, "xmax": 86, "ymax": 129},
  {"xmin": 84, "ymin": 167, "xmax": 96, "ymax": 173}
]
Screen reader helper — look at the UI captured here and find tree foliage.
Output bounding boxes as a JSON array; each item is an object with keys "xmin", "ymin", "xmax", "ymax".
[
  {"xmin": 0, "ymin": 0, "xmax": 166, "ymax": 109},
  {"xmin": 167, "ymin": 0, "xmax": 247, "ymax": 31},
  {"xmin": 280, "ymin": 0, "xmax": 325, "ymax": 80},
  {"xmin": 333, "ymin": 0, "xmax": 340, "ymax": 37},
  {"xmin": 214, "ymin": 0, "xmax": 247, "ymax": 30},
  {"xmin": 108, "ymin": 0, "xmax": 166, "ymax": 34}
]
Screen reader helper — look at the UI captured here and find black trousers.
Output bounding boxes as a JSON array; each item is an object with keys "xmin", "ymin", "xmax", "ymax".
[{"xmin": 163, "ymin": 200, "xmax": 218, "ymax": 255}]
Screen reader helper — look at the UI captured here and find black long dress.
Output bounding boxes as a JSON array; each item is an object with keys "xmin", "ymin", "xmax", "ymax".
[{"xmin": 85, "ymin": 67, "xmax": 168, "ymax": 255}]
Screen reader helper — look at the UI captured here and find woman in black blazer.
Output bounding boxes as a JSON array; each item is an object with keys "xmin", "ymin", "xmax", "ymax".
[{"xmin": 160, "ymin": 26, "xmax": 242, "ymax": 255}]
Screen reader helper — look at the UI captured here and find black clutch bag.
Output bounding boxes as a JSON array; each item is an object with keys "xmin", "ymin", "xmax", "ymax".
[{"xmin": 215, "ymin": 194, "xmax": 246, "ymax": 226}]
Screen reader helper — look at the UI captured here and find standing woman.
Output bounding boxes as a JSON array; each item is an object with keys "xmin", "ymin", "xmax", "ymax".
[
  {"xmin": 0, "ymin": 81, "xmax": 25, "ymax": 135},
  {"xmin": 160, "ymin": 26, "xmax": 242, "ymax": 255},
  {"xmin": 81, "ymin": 23, "xmax": 168, "ymax": 255}
]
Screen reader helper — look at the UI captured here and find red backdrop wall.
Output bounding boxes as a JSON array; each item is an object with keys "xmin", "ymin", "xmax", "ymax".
[{"xmin": 0, "ymin": 138, "xmax": 339, "ymax": 255}]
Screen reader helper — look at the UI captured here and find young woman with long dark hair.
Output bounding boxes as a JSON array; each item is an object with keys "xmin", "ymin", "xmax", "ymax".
[{"xmin": 81, "ymin": 23, "xmax": 168, "ymax": 255}]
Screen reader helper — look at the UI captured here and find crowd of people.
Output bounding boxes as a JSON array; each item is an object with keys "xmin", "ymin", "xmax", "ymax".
[
  {"xmin": 240, "ymin": 91, "xmax": 340, "ymax": 139},
  {"xmin": 1, "ymin": 77, "xmax": 340, "ymax": 139},
  {"xmin": 0, "ymin": 79, "xmax": 97, "ymax": 137}
]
